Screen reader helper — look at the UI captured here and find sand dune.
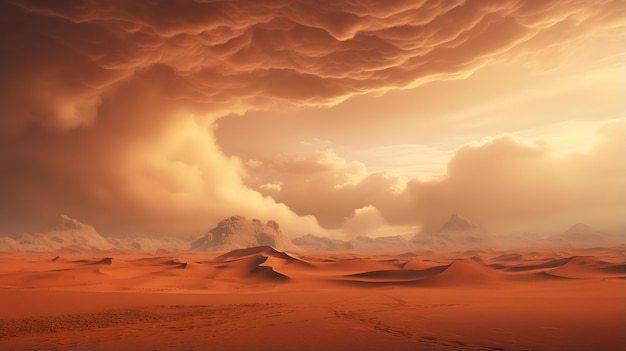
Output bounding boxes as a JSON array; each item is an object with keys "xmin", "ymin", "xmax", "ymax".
[
  {"xmin": 402, "ymin": 259, "xmax": 434, "ymax": 270},
  {"xmin": 339, "ymin": 258, "xmax": 504, "ymax": 286},
  {"xmin": 247, "ymin": 265, "xmax": 290, "ymax": 282},
  {"xmin": 1, "ymin": 247, "xmax": 624, "ymax": 290},
  {"xmin": 206, "ymin": 246, "xmax": 310, "ymax": 283},
  {"xmin": 314, "ymin": 257, "xmax": 400, "ymax": 275},
  {"xmin": 498, "ymin": 257, "xmax": 574, "ymax": 272},
  {"xmin": 492, "ymin": 253, "xmax": 523, "ymax": 262},
  {"xmin": 214, "ymin": 245, "xmax": 296, "ymax": 262},
  {"xmin": 544, "ymin": 256, "xmax": 626, "ymax": 279},
  {"xmin": 345, "ymin": 266, "xmax": 448, "ymax": 283},
  {"xmin": 92, "ymin": 257, "xmax": 113, "ymax": 265},
  {"xmin": 417, "ymin": 259, "xmax": 502, "ymax": 286}
]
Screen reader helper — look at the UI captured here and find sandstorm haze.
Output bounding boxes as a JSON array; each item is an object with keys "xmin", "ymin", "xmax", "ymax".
[{"xmin": 0, "ymin": 0, "xmax": 624, "ymax": 242}]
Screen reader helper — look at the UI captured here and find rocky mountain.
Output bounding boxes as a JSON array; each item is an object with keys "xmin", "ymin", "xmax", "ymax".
[
  {"xmin": 291, "ymin": 233, "xmax": 416, "ymax": 252},
  {"xmin": 0, "ymin": 214, "xmax": 114, "ymax": 252},
  {"xmin": 439, "ymin": 214, "xmax": 476, "ymax": 231},
  {"xmin": 190, "ymin": 216, "xmax": 299, "ymax": 251},
  {"xmin": 292, "ymin": 233, "xmax": 353, "ymax": 251},
  {"xmin": 349, "ymin": 235, "xmax": 412, "ymax": 252},
  {"xmin": 562, "ymin": 223, "xmax": 598, "ymax": 239},
  {"xmin": 106, "ymin": 236, "xmax": 191, "ymax": 252},
  {"xmin": 548, "ymin": 223, "xmax": 620, "ymax": 247},
  {"xmin": 412, "ymin": 214, "xmax": 491, "ymax": 250}
]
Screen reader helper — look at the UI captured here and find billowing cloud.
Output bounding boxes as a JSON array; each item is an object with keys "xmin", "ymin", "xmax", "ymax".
[
  {"xmin": 248, "ymin": 121, "xmax": 626, "ymax": 235},
  {"xmin": 246, "ymin": 150, "xmax": 400, "ymax": 228},
  {"xmin": 342, "ymin": 205, "xmax": 418, "ymax": 239},
  {"xmin": 400, "ymin": 123, "xmax": 626, "ymax": 234},
  {"xmin": 0, "ymin": 0, "xmax": 624, "ymax": 238}
]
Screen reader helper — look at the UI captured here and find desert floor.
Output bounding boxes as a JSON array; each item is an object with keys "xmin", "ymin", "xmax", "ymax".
[{"xmin": 0, "ymin": 246, "xmax": 624, "ymax": 351}]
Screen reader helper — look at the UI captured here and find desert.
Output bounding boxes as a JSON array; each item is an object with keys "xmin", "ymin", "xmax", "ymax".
[
  {"xmin": 2, "ymin": 1, "xmax": 625, "ymax": 350},
  {"xmin": 1, "ymin": 242, "xmax": 624, "ymax": 350}
]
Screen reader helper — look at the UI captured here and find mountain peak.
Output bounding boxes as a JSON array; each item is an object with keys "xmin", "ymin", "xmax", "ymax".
[
  {"xmin": 55, "ymin": 214, "xmax": 92, "ymax": 231},
  {"xmin": 439, "ymin": 214, "xmax": 476, "ymax": 232},
  {"xmin": 191, "ymin": 216, "xmax": 297, "ymax": 251},
  {"xmin": 0, "ymin": 214, "xmax": 113, "ymax": 252},
  {"xmin": 291, "ymin": 233, "xmax": 353, "ymax": 252},
  {"xmin": 550, "ymin": 222, "xmax": 617, "ymax": 247},
  {"xmin": 563, "ymin": 223, "xmax": 592, "ymax": 235}
]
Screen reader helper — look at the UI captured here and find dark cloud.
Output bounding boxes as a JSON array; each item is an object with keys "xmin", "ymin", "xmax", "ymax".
[{"xmin": 4, "ymin": 0, "xmax": 621, "ymax": 130}]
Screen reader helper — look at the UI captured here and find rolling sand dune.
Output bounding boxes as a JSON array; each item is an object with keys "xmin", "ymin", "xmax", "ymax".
[
  {"xmin": 416, "ymin": 259, "xmax": 502, "ymax": 286},
  {"xmin": 0, "ymin": 246, "xmax": 624, "ymax": 350},
  {"xmin": 497, "ymin": 257, "xmax": 574, "ymax": 272},
  {"xmin": 402, "ymin": 258, "xmax": 434, "ymax": 270},
  {"xmin": 492, "ymin": 253, "xmax": 523, "ymax": 262},
  {"xmin": 314, "ymin": 257, "xmax": 400, "ymax": 275},
  {"xmin": 344, "ymin": 266, "xmax": 448, "ymax": 283},
  {"xmin": 339, "ymin": 258, "xmax": 505, "ymax": 286},
  {"xmin": 214, "ymin": 245, "xmax": 297, "ymax": 262},
  {"xmin": 543, "ymin": 256, "xmax": 626, "ymax": 279}
]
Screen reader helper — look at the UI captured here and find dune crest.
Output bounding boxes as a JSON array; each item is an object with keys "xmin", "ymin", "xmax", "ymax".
[{"xmin": 419, "ymin": 259, "xmax": 500, "ymax": 286}]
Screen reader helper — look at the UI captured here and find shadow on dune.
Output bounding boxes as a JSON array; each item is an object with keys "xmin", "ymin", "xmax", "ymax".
[
  {"xmin": 336, "ymin": 259, "xmax": 502, "ymax": 287},
  {"xmin": 212, "ymin": 246, "xmax": 297, "ymax": 282}
]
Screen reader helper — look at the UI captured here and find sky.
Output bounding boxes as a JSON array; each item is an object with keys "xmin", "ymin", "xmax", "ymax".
[{"xmin": 0, "ymin": 0, "xmax": 624, "ymax": 239}]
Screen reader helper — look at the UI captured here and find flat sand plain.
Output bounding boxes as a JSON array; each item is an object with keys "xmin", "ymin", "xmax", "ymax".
[{"xmin": 0, "ymin": 246, "xmax": 624, "ymax": 350}]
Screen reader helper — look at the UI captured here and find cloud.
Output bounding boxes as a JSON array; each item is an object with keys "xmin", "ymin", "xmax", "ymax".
[
  {"xmin": 0, "ymin": 0, "xmax": 623, "ymax": 237},
  {"xmin": 401, "ymin": 123, "xmax": 626, "ymax": 233},
  {"xmin": 4, "ymin": 0, "xmax": 622, "ymax": 132},
  {"xmin": 248, "ymin": 150, "xmax": 403, "ymax": 228},
  {"xmin": 342, "ymin": 205, "xmax": 417, "ymax": 239},
  {"xmin": 247, "ymin": 121, "xmax": 626, "ymax": 234},
  {"xmin": 344, "ymin": 206, "xmax": 387, "ymax": 237}
]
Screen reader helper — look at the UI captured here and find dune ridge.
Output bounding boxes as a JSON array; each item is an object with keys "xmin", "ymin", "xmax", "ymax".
[{"xmin": 0, "ymin": 246, "xmax": 623, "ymax": 291}]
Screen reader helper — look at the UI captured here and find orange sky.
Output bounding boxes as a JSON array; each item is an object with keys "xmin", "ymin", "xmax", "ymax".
[{"xmin": 0, "ymin": 0, "xmax": 624, "ymax": 239}]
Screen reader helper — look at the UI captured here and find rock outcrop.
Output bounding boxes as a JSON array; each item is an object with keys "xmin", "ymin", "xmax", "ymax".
[{"xmin": 191, "ymin": 216, "xmax": 299, "ymax": 251}]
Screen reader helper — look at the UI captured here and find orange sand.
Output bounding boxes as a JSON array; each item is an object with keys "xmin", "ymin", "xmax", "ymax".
[{"xmin": 0, "ymin": 246, "xmax": 624, "ymax": 350}]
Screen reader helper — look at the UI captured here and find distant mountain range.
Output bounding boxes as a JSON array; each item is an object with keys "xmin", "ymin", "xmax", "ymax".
[
  {"xmin": 0, "ymin": 214, "xmax": 622, "ymax": 252},
  {"xmin": 410, "ymin": 214, "xmax": 491, "ymax": 251},
  {"xmin": 293, "ymin": 234, "xmax": 412, "ymax": 252},
  {"xmin": 547, "ymin": 222, "xmax": 619, "ymax": 247},
  {"xmin": 292, "ymin": 214, "xmax": 488, "ymax": 252},
  {"xmin": 292, "ymin": 233, "xmax": 353, "ymax": 251}
]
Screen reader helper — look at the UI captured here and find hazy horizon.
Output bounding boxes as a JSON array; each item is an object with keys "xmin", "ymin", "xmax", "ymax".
[{"xmin": 1, "ymin": 213, "xmax": 622, "ymax": 254}]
